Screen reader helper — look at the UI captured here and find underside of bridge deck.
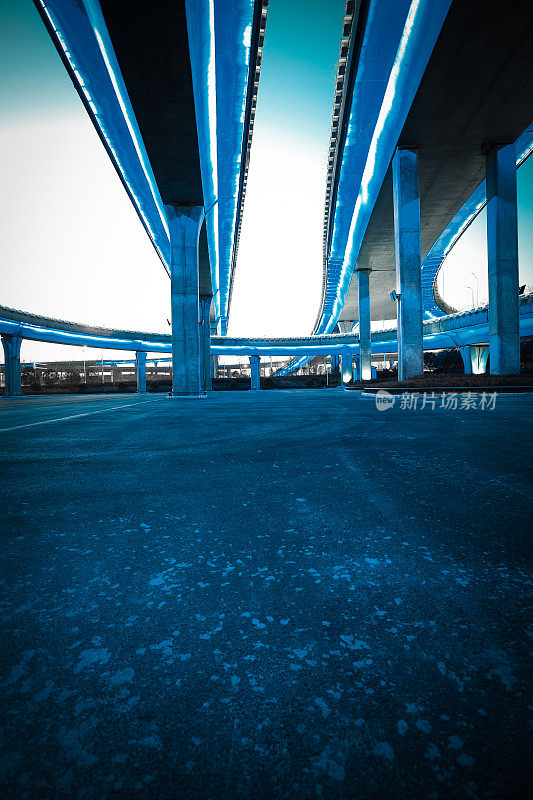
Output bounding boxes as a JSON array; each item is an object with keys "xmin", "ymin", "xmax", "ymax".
[
  {"xmin": 98, "ymin": 0, "xmax": 212, "ymax": 296},
  {"xmin": 340, "ymin": 0, "xmax": 533, "ymax": 323}
]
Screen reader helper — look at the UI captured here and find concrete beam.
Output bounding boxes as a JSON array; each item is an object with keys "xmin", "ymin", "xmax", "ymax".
[
  {"xmin": 0, "ymin": 296, "xmax": 531, "ymax": 362},
  {"xmin": 165, "ymin": 205, "xmax": 205, "ymax": 397},
  {"xmin": 393, "ymin": 147, "xmax": 423, "ymax": 381},
  {"xmin": 486, "ymin": 144, "xmax": 520, "ymax": 374},
  {"xmin": 249, "ymin": 355, "xmax": 260, "ymax": 391},
  {"xmin": 356, "ymin": 269, "xmax": 371, "ymax": 380},
  {"xmin": 136, "ymin": 350, "xmax": 147, "ymax": 393},
  {"xmin": 1, "ymin": 334, "xmax": 22, "ymax": 397},
  {"xmin": 199, "ymin": 295, "xmax": 212, "ymax": 393}
]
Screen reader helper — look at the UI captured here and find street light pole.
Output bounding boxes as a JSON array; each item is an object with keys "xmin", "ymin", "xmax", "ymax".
[{"xmin": 469, "ymin": 271, "xmax": 479, "ymax": 306}]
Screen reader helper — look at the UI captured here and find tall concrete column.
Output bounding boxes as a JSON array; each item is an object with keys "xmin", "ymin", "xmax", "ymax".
[
  {"xmin": 212, "ymin": 355, "xmax": 219, "ymax": 379},
  {"xmin": 352, "ymin": 355, "xmax": 360, "ymax": 383},
  {"xmin": 356, "ymin": 268, "xmax": 372, "ymax": 380},
  {"xmin": 460, "ymin": 345, "xmax": 490, "ymax": 375},
  {"xmin": 393, "ymin": 147, "xmax": 423, "ymax": 380},
  {"xmin": 1, "ymin": 334, "xmax": 22, "ymax": 397},
  {"xmin": 199, "ymin": 295, "xmax": 212, "ymax": 393},
  {"xmin": 472, "ymin": 345, "xmax": 489, "ymax": 375},
  {"xmin": 330, "ymin": 353, "xmax": 340, "ymax": 378},
  {"xmin": 249, "ymin": 355, "xmax": 260, "ymax": 391},
  {"xmin": 459, "ymin": 346, "xmax": 473, "ymax": 375},
  {"xmin": 136, "ymin": 351, "xmax": 147, "ymax": 393},
  {"xmin": 341, "ymin": 349, "xmax": 352, "ymax": 385},
  {"xmin": 165, "ymin": 205, "xmax": 205, "ymax": 397},
  {"xmin": 486, "ymin": 144, "xmax": 520, "ymax": 374}
]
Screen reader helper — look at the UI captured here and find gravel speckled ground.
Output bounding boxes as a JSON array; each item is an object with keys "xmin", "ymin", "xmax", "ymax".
[{"xmin": 0, "ymin": 390, "xmax": 531, "ymax": 799}]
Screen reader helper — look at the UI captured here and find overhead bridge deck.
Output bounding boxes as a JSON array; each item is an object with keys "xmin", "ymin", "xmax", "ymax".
[
  {"xmin": 34, "ymin": 0, "xmax": 267, "ymax": 336},
  {"xmin": 1, "ymin": 296, "xmax": 532, "ymax": 359},
  {"xmin": 320, "ymin": 0, "xmax": 533, "ymax": 331}
]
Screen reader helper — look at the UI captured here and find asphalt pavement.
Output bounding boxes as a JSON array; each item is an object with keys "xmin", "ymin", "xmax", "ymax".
[{"xmin": 0, "ymin": 389, "xmax": 531, "ymax": 799}]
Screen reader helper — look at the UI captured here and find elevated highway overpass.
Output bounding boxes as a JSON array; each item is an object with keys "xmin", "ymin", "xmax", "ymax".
[
  {"xmin": 28, "ymin": 0, "xmax": 267, "ymax": 396},
  {"xmin": 2, "ymin": 295, "xmax": 532, "ymax": 393},
  {"xmin": 4, "ymin": 1, "xmax": 533, "ymax": 395},
  {"xmin": 312, "ymin": 0, "xmax": 533, "ymax": 381},
  {"xmin": 279, "ymin": 120, "xmax": 533, "ymax": 379}
]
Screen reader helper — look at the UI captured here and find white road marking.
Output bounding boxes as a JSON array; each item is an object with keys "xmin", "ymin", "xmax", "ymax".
[{"xmin": 0, "ymin": 398, "xmax": 162, "ymax": 433}]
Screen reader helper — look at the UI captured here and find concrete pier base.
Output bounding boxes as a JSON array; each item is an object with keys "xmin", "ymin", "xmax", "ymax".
[
  {"xmin": 136, "ymin": 351, "xmax": 147, "ymax": 393},
  {"xmin": 352, "ymin": 355, "xmax": 360, "ymax": 383},
  {"xmin": 249, "ymin": 355, "xmax": 260, "ymax": 391},
  {"xmin": 460, "ymin": 345, "xmax": 489, "ymax": 375},
  {"xmin": 460, "ymin": 346, "xmax": 473, "ymax": 375},
  {"xmin": 1, "ymin": 334, "xmax": 22, "ymax": 397},
  {"xmin": 341, "ymin": 350, "xmax": 352, "ymax": 385}
]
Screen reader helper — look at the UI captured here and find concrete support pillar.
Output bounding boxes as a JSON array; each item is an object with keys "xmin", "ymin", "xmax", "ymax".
[
  {"xmin": 461, "ymin": 345, "xmax": 489, "ymax": 375},
  {"xmin": 249, "ymin": 355, "xmax": 260, "ymax": 391},
  {"xmin": 199, "ymin": 295, "xmax": 212, "ymax": 393},
  {"xmin": 486, "ymin": 144, "xmax": 520, "ymax": 374},
  {"xmin": 165, "ymin": 205, "xmax": 205, "ymax": 397},
  {"xmin": 212, "ymin": 355, "xmax": 219, "ymax": 380},
  {"xmin": 352, "ymin": 355, "xmax": 360, "ymax": 383},
  {"xmin": 330, "ymin": 353, "xmax": 340, "ymax": 377},
  {"xmin": 393, "ymin": 147, "xmax": 423, "ymax": 380},
  {"xmin": 472, "ymin": 345, "xmax": 489, "ymax": 375},
  {"xmin": 1, "ymin": 334, "xmax": 22, "ymax": 397},
  {"xmin": 219, "ymin": 316, "xmax": 228, "ymax": 336},
  {"xmin": 356, "ymin": 268, "xmax": 372, "ymax": 380},
  {"xmin": 136, "ymin": 351, "xmax": 147, "ymax": 393},
  {"xmin": 341, "ymin": 350, "xmax": 352, "ymax": 385},
  {"xmin": 459, "ymin": 346, "xmax": 473, "ymax": 375}
]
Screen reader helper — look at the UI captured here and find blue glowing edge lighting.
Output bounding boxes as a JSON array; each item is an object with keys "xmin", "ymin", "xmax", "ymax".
[{"xmin": 37, "ymin": 0, "xmax": 171, "ymax": 273}]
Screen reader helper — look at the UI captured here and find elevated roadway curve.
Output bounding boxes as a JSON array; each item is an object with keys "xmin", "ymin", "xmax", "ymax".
[
  {"xmin": 1, "ymin": 296, "xmax": 532, "ymax": 360},
  {"xmin": 34, "ymin": 0, "xmax": 267, "ymax": 333},
  {"xmin": 318, "ymin": 0, "xmax": 533, "ymax": 332}
]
